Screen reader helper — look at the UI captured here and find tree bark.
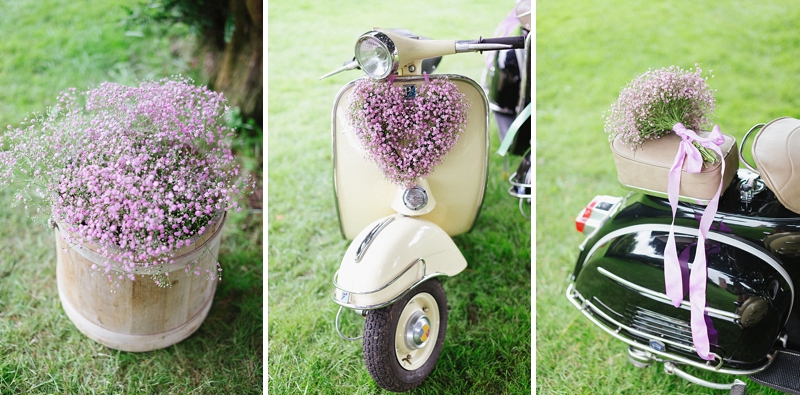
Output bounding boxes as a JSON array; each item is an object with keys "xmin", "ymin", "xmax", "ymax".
[{"xmin": 200, "ymin": 0, "xmax": 263, "ymax": 128}]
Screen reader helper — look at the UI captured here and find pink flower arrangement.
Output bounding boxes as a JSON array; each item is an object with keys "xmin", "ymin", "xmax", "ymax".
[
  {"xmin": 347, "ymin": 77, "xmax": 469, "ymax": 188},
  {"xmin": 604, "ymin": 65, "xmax": 718, "ymax": 163},
  {"xmin": 0, "ymin": 76, "xmax": 251, "ymax": 284}
]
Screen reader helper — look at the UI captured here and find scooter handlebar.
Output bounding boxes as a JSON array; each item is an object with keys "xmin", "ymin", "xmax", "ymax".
[
  {"xmin": 455, "ymin": 35, "xmax": 526, "ymax": 52},
  {"xmin": 481, "ymin": 36, "xmax": 526, "ymax": 48}
]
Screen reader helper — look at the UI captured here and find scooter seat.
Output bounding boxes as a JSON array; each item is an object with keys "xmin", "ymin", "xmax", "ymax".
[
  {"xmin": 752, "ymin": 117, "xmax": 800, "ymax": 214},
  {"xmin": 611, "ymin": 131, "xmax": 739, "ymax": 204}
]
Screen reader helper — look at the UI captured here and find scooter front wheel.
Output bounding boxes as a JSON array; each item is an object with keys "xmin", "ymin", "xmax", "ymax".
[{"xmin": 363, "ymin": 278, "xmax": 447, "ymax": 392}]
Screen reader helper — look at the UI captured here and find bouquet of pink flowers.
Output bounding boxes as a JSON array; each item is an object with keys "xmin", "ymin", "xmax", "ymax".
[
  {"xmin": 346, "ymin": 77, "xmax": 469, "ymax": 188},
  {"xmin": 0, "ymin": 76, "xmax": 251, "ymax": 284},
  {"xmin": 604, "ymin": 65, "xmax": 718, "ymax": 164}
]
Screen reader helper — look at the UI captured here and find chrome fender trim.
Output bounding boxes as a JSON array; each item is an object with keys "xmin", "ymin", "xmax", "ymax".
[
  {"xmin": 332, "ymin": 215, "xmax": 466, "ymax": 309},
  {"xmin": 598, "ymin": 267, "xmax": 741, "ymax": 323}
]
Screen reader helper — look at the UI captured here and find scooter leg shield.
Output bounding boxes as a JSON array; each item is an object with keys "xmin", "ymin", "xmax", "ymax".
[{"xmin": 332, "ymin": 214, "xmax": 467, "ymax": 310}]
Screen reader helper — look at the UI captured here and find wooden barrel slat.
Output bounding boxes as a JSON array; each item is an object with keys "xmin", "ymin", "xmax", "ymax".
[{"xmin": 55, "ymin": 213, "xmax": 226, "ymax": 351}]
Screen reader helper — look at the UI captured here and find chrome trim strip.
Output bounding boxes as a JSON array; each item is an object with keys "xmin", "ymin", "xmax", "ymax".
[
  {"xmin": 355, "ymin": 216, "xmax": 396, "ymax": 262},
  {"xmin": 331, "ymin": 79, "xmax": 361, "ymax": 238},
  {"xmin": 332, "ymin": 272, "xmax": 447, "ymax": 310},
  {"xmin": 584, "ymin": 224, "xmax": 795, "ymax": 326},
  {"xmin": 567, "ymin": 284, "xmax": 776, "ymax": 375},
  {"xmin": 333, "ymin": 258, "xmax": 426, "ymax": 295},
  {"xmin": 598, "ymin": 267, "xmax": 741, "ymax": 322}
]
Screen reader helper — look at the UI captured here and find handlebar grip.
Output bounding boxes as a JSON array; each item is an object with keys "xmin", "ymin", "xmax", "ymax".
[{"xmin": 480, "ymin": 36, "xmax": 525, "ymax": 49}]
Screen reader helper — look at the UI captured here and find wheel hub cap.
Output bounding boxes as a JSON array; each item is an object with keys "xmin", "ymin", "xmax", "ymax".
[
  {"xmin": 405, "ymin": 312, "xmax": 431, "ymax": 349},
  {"xmin": 394, "ymin": 292, "xmax": 440, "ymax": 371}
]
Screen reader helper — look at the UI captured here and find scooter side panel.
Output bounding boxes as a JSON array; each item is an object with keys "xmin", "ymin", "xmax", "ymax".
[
  {"xmin": 572, "ymin": 196, "xmax": 793, "ymax": 369},
  {"xmin": 333, "ymin": 215, "xmax": 466, "ymax": 309},
  {"xmin": 332, "ymin": 75, "xmax": 489, "ymax": 239}
]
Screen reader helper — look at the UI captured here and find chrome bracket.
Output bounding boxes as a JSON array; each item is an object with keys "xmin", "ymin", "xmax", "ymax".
[
  {"xmin": 334, "ymin": 306, "xmax": 363, "ymax": 341},
  {"xmin": 664, "ymin": 362, "xmax": 746, "ymax": 391},
  {"xmin": 739, "ymin": 175, "xmax": 765, "ymax": 204}
]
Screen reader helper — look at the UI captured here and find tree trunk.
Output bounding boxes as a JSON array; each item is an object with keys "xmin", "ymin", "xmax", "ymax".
[{"xmin": 201, "ymin": 0, "xmax": 263, "ymax": 128}]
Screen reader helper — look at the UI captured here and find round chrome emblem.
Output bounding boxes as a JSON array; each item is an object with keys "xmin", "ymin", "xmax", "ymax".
[{"xmin": 403, "ymin": 186, "xmax": 428, "ymax": 210}]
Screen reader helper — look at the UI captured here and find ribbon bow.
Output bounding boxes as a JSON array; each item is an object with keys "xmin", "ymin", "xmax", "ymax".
[{"xmin": 663, "ymin": 123, "xmax": 724, "ymax": 361}]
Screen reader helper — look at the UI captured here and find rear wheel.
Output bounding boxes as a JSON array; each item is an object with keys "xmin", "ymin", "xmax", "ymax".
[{"xmin": 362, "ymin": 278, "xmax": 447, "ymax": 392}]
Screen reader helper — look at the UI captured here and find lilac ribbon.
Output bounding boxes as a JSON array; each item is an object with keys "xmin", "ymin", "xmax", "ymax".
[{"xmin": 663, "ymin": 123, "xmax": 725, "ymax": 361}]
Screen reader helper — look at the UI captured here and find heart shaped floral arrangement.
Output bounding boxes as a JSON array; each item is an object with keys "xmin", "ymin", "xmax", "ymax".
[{"xmin": 347, "ymin": 77, "xmax": 470, "ymax": 188}]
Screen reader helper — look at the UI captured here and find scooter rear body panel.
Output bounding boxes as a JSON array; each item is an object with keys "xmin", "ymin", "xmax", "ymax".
[
  {"xmin": 571, "ymin": 183, "xmax": 799, "ymax": 372},
  {"xmin": 331, "ymin": 75, "xmax": 489, "ymax": 240}
]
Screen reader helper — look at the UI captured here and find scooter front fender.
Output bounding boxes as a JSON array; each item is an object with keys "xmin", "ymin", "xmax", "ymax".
[{"xmin": 332, "ymin": 214, "xmax": 466, "ymax": 310}]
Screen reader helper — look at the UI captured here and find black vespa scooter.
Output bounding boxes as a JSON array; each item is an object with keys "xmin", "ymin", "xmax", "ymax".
[
  {"xmin": 568, "ymin": 118, "xmax": 800, "ymax": 394},
  {"xmin": 484, "ymin": 1, "xmax": 531, "ymax": 218}
]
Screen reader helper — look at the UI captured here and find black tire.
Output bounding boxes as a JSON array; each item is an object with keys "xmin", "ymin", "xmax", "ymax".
[{"xmin": 362, "ymin": 278, "xmax": 447, "ymax": 392}]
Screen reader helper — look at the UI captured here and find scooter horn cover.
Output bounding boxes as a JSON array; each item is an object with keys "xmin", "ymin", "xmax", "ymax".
[{"xmin": 752, "ymin": 117, "xmax": 800, "ymax": 214}]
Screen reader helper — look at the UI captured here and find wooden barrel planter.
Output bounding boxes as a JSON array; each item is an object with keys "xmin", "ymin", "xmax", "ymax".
[{"xmin": 54, "ymin": 213, "xmax": 226, "ymax": 352}]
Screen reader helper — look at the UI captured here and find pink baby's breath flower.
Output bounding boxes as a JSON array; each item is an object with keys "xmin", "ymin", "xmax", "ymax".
[
  {"xmin": 604, "ymin": 65, "xmax": 715, "ymax": 150},
  {"xmin": 346, "ymin": 77, "xmax": 469, "ymax": 188},
  {"xmin": 0, "ymin": 76, "xmax": 252, "ymax": 284}
]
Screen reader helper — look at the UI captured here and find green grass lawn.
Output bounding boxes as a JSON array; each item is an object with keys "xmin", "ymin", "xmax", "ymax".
[
  {"xmin": 537, "ymin": 1, "xmax": 800, "ymax": 394},
  {"xmin": 267, "ymin": 1, "xmax": 531, "ymax": 393},
  {"xmin": 0, "ymin": 1, "xmax": 262, "ymax": 394}
]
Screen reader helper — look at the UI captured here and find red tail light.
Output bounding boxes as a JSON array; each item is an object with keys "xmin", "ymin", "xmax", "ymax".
[
  {"xmin": 575, "ymin": 196, "xmax": 621, "ymax": 234},
  {"xmin": 575, "ymin": 201, "xmax": 597, "ymax": 233}
]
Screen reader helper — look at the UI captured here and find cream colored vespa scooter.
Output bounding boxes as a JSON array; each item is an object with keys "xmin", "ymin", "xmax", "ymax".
[{"xmin": 321, "ymin": 29, "xmax": 526, "ymax": 391}]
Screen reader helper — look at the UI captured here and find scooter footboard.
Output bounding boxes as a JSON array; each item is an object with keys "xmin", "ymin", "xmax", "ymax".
[
  {"xmin": 332, "ymin": 214, "xmax": 467, "ymax": 310},
  {"xmin": 570, "ymin": 224, "xmax": 793, "ymax": 372}
]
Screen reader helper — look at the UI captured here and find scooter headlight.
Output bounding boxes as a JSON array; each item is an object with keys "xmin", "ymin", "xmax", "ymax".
[{"xmin": 355, "ymin": 31, "xmax": 398, "ymax": 79}]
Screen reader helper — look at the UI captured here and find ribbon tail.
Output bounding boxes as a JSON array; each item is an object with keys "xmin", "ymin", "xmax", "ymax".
[
  {"xmin": 678, "ymin": 243, "xmax": 692, "ymax": 295},
  {"xmin": 664, "ymin": 144, "xmax": 687, "ymax": 307},
  {"xmin": 688, "ymin": 232, "xmax": 714, "ymax": 360},
  {"xmin": 687, "ymin": 146, "xmax": 725, "ymax": 361},
  {"xmin": 664, "ymin": 230, "xmax": 683, "ymax": 307}
]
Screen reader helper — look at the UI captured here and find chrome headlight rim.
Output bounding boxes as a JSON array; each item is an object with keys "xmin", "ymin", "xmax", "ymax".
[
  {"xmin": 403, "ymin": 186, "xmax": 429, "ymax": 211},
  {"xmin": 354, "ymin": 31, "xmax": 399, "ymax": 80}
]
